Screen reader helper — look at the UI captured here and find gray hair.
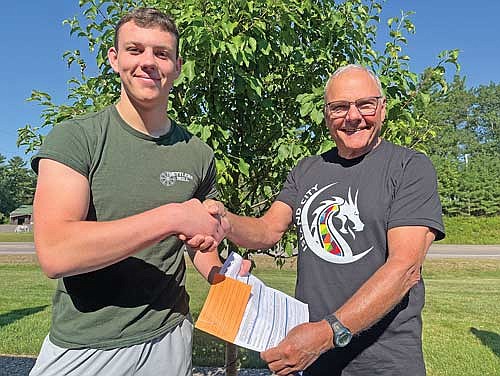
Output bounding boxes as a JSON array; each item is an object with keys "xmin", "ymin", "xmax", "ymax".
[{"xmin": 324, "ymin": 64, "xmax": 384, "ymax": 101}]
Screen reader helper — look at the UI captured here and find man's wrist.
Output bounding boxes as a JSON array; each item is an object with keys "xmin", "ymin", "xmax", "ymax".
[
  {"xmin": 324, "ymin": 314, "xmax": 352, "ymax": 348},
  {"xmin": 319, "ymin": 319, "xmax": 335, "ymax": 351},
  {"xmin": 222, "ymin": 212, "xmax": 234, "ymax": 238},
  {"xmin": 163, "ymin": 202, "xmax": 183, "ymax": 235}
]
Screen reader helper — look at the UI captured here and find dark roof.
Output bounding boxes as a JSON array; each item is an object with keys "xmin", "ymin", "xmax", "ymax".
[{"xmin": 10, "ymin": 205, "xmax": 33, "ymax": 217}]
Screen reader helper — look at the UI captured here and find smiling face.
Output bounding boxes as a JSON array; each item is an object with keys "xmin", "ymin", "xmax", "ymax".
[
  {"xmin": 324, "ymin": 68, "xmax": 386, "ymax": 159},
  {"xmin": 108, "ymin": 21, "xmax": 181, "ymax": 111}
]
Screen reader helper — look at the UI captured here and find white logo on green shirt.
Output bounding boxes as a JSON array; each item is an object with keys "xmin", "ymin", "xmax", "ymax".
[{"xmin": 160, "ymin": 171, "xmax": 194, "ymax": 186}]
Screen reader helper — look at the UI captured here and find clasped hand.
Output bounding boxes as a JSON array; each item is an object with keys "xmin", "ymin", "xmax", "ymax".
[{"xmin": 177, "ymin": 199, "xmax": 228, "ymax": 252}]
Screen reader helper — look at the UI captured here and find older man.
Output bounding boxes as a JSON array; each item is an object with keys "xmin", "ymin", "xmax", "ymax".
[{"xmin": 199, "ymin": 64, "xmax": 445, "ymax": 375}]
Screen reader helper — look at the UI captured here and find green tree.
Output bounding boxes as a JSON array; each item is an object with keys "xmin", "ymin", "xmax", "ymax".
[
  {"xmin": 469, "ymin": 83, "xmax": 500, "ymax": 153},
  {"xmin": 17, "ymin": 1, "xmax": 459, "ymax": 372},
  {"xmin": 0, "ymin": 154, "xmax": 11, "ymax": 222},
  {"xmin": 0, "ymin": 154, "xmax": 36, "ymax": 222},
  {"xmin": 427, "ymin": 78, "xmax": 500, "ymax": 216},
  {"xmin": 459, "ymin": 83, "xmax": 500, "ymax": 216},
  {"xmin": 426, "ymin": 76, "xmax": 473, "ymax": 215}
]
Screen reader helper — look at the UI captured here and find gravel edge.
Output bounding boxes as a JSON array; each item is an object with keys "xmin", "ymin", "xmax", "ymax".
[{"xmin": 0, "ymin": 356, "xmax": 272, "ymax": 376}]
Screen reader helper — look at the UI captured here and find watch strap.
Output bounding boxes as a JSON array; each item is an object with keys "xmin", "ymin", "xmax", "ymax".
[{"xmin": 324, "ymin": 313, "xmax": 352, "ymax": 347}]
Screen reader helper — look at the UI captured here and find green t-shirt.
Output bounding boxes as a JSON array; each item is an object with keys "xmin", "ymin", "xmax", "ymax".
[{"xmin": 32, "ymin": 105, "xmax": 217, "ymax": 349}]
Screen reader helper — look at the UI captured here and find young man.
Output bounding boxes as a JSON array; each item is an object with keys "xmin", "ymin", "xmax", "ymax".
[
  {"xmin": 197, "ymin": 65, "xmax": 445, "ymax": 375},
  {"xmin": 29, "ymin": 8, "xmax": 234, "ymax": 376}
]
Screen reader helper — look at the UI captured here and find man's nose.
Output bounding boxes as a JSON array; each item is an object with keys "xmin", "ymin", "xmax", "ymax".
[
  {"xmin": 345, "ymin": 103, "xmax": 362, "ymax": 121},
  {"xmin": 140, "ymin": 49, "xmax": 157, "ymax": 69}
]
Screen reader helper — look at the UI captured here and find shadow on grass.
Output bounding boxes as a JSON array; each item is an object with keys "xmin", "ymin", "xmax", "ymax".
[
  {"xmin": 193, "ymin": 329, "xmax": 266, "ymax": 368},
  {"xmin": 0, "ymin": 305, "xmax": 48, "ymax": 328},
  {"xmin": 471, "ymin": 327, "xmax": 500, "ymax": 358}
]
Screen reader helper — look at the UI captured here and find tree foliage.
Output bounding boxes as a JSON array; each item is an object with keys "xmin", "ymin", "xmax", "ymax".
[
  {"xmin": 18, "ymin": 0, "xmax": 458, "ymax": 254},
  {"xmin": 427, "ymin": 77, "xmax": 500, "ymax": 216},
  {"xmin": 0, "ymin": 154, "xmax": 36, "ymax": 223}
]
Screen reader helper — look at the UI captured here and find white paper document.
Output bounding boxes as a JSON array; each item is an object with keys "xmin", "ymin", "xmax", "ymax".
[{"xmin": 220, "ymin": 252, "xmax": 309, "ymax": 352}]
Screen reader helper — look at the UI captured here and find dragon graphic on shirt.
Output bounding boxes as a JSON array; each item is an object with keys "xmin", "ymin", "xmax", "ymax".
[{"xmin": 298, "ymin": 183, "xmax": 373, "ymax": 264}]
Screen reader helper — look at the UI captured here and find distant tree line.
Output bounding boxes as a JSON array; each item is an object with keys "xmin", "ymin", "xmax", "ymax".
[
  {"xmin": 0, "ymin": 154, "xmax": 36, "ymax": 223},
  {"xmin": 427, "ymin": 77, "xmax": 499, "ymax": 216}
]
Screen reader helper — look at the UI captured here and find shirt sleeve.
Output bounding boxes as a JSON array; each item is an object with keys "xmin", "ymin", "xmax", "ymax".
[
  {"xmin": 194, "ymin": 155, "xmax": 218, "ymax": 200},
  {"xmin": 388, "ymin": 153, "xmax": 445, "ymax": 240},
  {"xmin": 31, "ymin": 121, "xmax": 92, "ymax": 178},
  {"xmin": 275, "ymin": 163, "xmax": 300, "ymax": 224}
]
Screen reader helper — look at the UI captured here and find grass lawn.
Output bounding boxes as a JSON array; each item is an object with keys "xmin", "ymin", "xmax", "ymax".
[
  {"xmin": 441, "ymin": 216, "xmax": 500, "ymax": 244},
  {"xmin": 0, "ymin": 233, "xmax": 34, "ymax": 242},
  {"xmin": 0, "ymin": 255, "xmax": 498, "ymax": 375},
  {"xmin": 421, "ymin": 260, "xmax": 500, "ymax": 376},
  {"xmin": 0, "ymin": 255, "xmax": 55, "ymax": 355}
]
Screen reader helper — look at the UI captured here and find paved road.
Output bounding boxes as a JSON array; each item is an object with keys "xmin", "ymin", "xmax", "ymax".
[
  {"xmin": 1, "ymin": 242, "xmax": 499, "ymax": 258},
  {"xmin": 0, "ymin": 243, "xmax": 35, "ymax": 254},
  {"xmin": 426, "ymin": 244, "xmax": 500, "ymax": 258}
]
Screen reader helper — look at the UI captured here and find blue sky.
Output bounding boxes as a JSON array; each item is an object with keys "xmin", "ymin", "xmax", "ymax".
[{"xmin": 1, "ymin": 1, "xmax": 499, "ymax": 162}]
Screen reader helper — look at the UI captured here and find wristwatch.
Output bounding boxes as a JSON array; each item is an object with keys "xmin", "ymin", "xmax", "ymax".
[{"xmin": 324, "ymin": 314, "xmax": 352, "ymax": 347}]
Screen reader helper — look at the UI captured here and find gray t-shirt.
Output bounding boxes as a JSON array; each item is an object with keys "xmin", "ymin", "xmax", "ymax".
[
  {"xmin": 277, "ymin": 140, "xmax": 445, "ymax": 376},
  {"xmin": 32, "ymin": 105, "xmax": 217, "ymax": 350}
]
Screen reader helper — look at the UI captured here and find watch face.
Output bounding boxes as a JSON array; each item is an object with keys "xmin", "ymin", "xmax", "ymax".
[
  {"xmin": 325, "ymin": 314, "xmax": 352, "ymax": 347},
  {"xmin": 336, "ymin": 330, "xmax": 352, "ymax": 347}
]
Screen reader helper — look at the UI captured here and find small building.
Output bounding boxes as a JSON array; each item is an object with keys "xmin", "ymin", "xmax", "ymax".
[{"xmin": 9, "ymin": 205, "xmax": 33, "ymax": 226}]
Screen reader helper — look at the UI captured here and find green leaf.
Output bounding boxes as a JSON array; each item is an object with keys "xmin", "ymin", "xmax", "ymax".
[
  {"xmin": 299, "ymin": 101, "xmax": 313, "ymax": 117},
  {"xmin": 310, "ymin": 108, "xmax": 324, "ymax": 125},
  {"xmin": 248, "ymin": 37, "xmax": 257, "ymax": 52},
  {"xmin": 263, "ymin": 185, "xmax": 272, "ymax": 197},
  {"xmin": 215, "ymin": 159, "xmax": 227, "ymax": 175},
  {"xmin": 181, "ymin": 60, "xmax": 196, "ymax": 82},
  {"xmin": 238, "ymin": 158, "xmax": 250, "ymax": 177},
  {"xmin": 277, "ymin": 144, "xmax": 291, "ymax": 162}
]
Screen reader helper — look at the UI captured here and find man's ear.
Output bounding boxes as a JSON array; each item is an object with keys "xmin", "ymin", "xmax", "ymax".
[
  {"xmin": 175, "ymin": 56, "xmax": 183, "ymax": 77},
  {"xmin": 108, "ymin": 47, "xmax": 119, "ymax": 73}
]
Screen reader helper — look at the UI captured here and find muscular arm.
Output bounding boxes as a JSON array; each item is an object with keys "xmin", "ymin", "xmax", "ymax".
[
  {"xmin": 34, "ymin": 159, "xmax": 224, "ymax": 279},
  {"xmin": 261, "ymin": 225, "xmax": 436, "ymax": 375}
]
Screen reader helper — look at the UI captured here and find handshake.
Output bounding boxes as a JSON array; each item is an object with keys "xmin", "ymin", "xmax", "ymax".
[
  {"xmin": 175, "ymin": 198, "xmax": 251, "ymax": 281},
  {"xmin": 176, "ymin": 198, "xmax": 232, "ymax": 252}
]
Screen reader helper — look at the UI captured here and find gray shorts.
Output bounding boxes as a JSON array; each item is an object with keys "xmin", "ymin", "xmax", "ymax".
[{"xmin": 29, "ymin": 317, "xmax": 193, "ymax": 376}]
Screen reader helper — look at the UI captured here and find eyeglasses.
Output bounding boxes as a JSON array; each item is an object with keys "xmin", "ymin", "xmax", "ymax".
[{"xmin": 325, "ymin": 96, "xmax": 383, "ymax": 119}]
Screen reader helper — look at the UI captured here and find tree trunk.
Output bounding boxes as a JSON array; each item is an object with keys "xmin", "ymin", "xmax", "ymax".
[
  {"xmin": 223, "ymin": 242, "xmax": 241, "ymax": 375},
  {"xmin": 225, "ymin": 342, "xmax": 238, "ymax": 376}
]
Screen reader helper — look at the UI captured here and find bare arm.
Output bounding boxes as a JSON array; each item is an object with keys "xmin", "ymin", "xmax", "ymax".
[
  {"xmin": 34, "ymin": 159, "xmax": 224, "ymax": 279},
  {"xmin": 335, "ymin": 226, "xmax": 435, "ymax": 333},
  {"xmin": 185, "ymin": 246, "xmax": 222, "ymax": 284},
  {"xmin": 225, "ymin": 201, "xmax": 294, "ymax": 250},
  {"xmin": 261, "ymin": 225, "xmax": 436, "ymax": 375}
]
